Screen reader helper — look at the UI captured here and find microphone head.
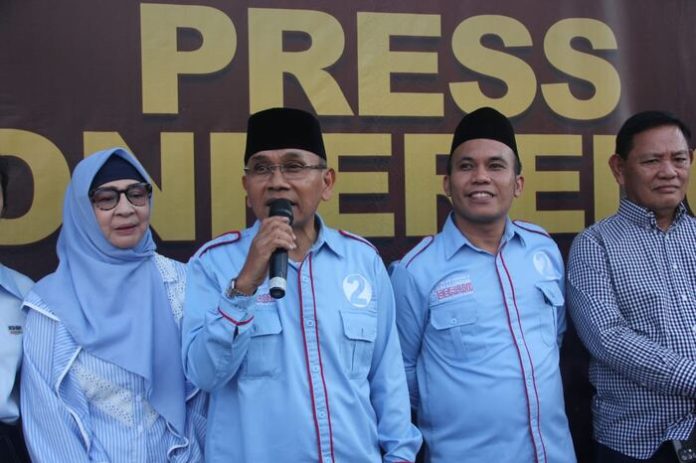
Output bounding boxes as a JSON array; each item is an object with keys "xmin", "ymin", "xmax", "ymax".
[{"xmin": 268, "ymin": 199, "xmax": 294, "ymax": 225}]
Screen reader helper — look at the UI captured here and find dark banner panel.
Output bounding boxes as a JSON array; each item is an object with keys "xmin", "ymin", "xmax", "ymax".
[{"xmin": 2, "ymin": 2, "xmax": 695, "ymax": 460}]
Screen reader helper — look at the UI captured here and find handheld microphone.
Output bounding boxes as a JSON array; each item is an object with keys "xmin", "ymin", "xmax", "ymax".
[{"xmin": 268, "ymin": 199, "xmax": 294, "ymax": 299}]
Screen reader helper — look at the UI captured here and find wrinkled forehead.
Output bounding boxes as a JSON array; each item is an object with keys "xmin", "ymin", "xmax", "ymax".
[
  {"xmin": 629, "ymin": 124, "xmax": 691, "ymax": 157},
  {"xmin": 247, "ymin": 148, "xmax": 324, "ymax": 164}
]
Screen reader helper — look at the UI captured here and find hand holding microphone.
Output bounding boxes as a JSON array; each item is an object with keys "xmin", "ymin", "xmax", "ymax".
[
  {"xmin": 268, "ymin": 199, "xmax": 293, "ymax": 298},
  {"xmin": 233, "ymin": 199, "xmax": 295, "ymax": 298}
]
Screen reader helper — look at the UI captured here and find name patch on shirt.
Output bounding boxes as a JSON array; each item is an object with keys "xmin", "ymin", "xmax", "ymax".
[
  {"xmin": 256, "ymin": 293, "xmax": 275, "ymax": 305},
  {"xmin": 7, "ymin": 325, "xmax": 22, "ymax": 335},
  {"xmin": 431, "ymin": 274, "xmax": 474, "ymax": 302}
]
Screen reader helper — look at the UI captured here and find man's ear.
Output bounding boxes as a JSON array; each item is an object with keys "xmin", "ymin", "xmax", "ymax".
[
  {"xmin": 513, "ymin": 174, "xmax": 524, "ymax": 198},
  {"xmin": 320, "ymin": 168, "xmax": 336, "ymax": 201},
  {"xmin": 608, "ymin": 154, "xmax": 625, "ymax": 186}
]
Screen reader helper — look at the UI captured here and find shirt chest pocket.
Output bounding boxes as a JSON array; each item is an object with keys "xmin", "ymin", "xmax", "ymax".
[
  {"xmin": 535, "ymin": 280, "xmax": 564, "ymax": 346},
  {"xmin": 428, "ymin": 299, "xmax": 483, "ymax": 360},
  {"xmin": 243, "ymin": 309, "xmax": 283, "ymax": 379},
  {"xmin": 339, "ymin": 310, "xmax": 377, "ymax": 379}
]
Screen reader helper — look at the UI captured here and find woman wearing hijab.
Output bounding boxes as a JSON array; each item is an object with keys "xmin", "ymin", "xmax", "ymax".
[
  {"xmin": 0, "ymin": 156, "xmax": 33, "ymax": 463},
  {"xmin": 20, "ymin": 148, "xmax": 206, "ymax": 462}
]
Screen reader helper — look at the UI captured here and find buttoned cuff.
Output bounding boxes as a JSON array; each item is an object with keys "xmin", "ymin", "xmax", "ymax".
[{"xmin": 217, "ymin": 292, "xmax": 256, "ymax": 333}]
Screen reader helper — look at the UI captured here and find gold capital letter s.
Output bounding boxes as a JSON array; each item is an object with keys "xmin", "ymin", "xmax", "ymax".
[
  {"xmin": 0, "ymin": 130, "xmax": 70, "ymax": 245},
  {"xmin": 141, "ymin": 3, "xmax": 237, "ymax": 114},
  {"xmin": 450, "ymin": 15, "xmax": 536, "ymax": 117},
  {"xmin": 542, "ymin": 18, "xmax": 620, "ymax": 120}
]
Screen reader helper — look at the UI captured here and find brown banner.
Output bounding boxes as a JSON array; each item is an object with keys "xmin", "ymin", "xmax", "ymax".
[{"xmin": 2, "ymin": 2, "xmax": 696, "ymax": 460}]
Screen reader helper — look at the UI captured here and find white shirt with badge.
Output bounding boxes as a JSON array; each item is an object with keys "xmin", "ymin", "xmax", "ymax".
[{"xmin": 0, "ymin": 264, "xmax": 33, "ymax": 424}]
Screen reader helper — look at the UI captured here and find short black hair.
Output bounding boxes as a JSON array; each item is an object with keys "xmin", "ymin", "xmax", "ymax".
[{"xmin": 615, "ymin": 110, "xmax": 692, "ymax": 159}]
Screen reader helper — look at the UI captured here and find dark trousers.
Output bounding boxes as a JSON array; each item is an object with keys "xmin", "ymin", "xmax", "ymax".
[
  {"xmin": 0, "ymin": 422, "xmax": 30, "ymax": 463},
  {"xmin": 596, "ymin": 441, "xmax": 679, "ymax": 463}
]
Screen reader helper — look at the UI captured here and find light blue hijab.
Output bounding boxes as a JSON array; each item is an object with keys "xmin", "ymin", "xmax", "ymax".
[{"xmin": 32, "ymin": 148, "xmax": 185, "ymax": 433}]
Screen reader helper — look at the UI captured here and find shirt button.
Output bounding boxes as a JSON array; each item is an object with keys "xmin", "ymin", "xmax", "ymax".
[
  {"xmin": 135, "ymin": 394, "xmax": 142, "ymax": 402},
  {"xmin": 312, "ymin": 365, "xmax": 320, "ymax": 372},
  {"xmin": 673, "ymin": 264, "xmax": 679, "ymax": 270},
  {"xmin": 450, "ymin": 318, "xmax": 458, "ymax": 325},
  {"xmin": 682, "ymin": 294, "xmax": 689, "ymax": 301},
  {"xmin": 306, "ymin": 319, "xmax": 315, "ymax": 327},
  {"xmin": 319, "ymin": 411, "xmax": 326, "ymax": 418},
  {"xmin": 137, "ymin": 425, "xmax": 144, "ymax": 433}
]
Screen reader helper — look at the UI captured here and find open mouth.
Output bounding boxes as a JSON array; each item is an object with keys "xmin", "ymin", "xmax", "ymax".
[{"xmin": 468, "ymin": 191, "xmax": 494, "ymax": 198}]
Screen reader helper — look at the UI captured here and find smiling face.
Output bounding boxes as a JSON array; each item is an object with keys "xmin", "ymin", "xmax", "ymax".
[
  {"xmin": 444, "ymin": 138, "xmax": 524, "ymax": 232},
  {"xmin": 92, "ymin": 179, "xmax": 151, "ymax": 249},
  {"xmin": 242, "ymin": 148, "xmax": 335, "ymax": 234},
  {"xmin": 610, "ymin": 124, "xmax": 693, "ymax": 229}
]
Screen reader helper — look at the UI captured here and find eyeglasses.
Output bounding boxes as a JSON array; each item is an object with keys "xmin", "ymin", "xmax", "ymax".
[
  {"xmin": 244, "ymin": 162, "xmax": 326, "ymax": 180},
  {"xmin": 89, "ymin": 183, "xmax": 152, "ymax": 211}
]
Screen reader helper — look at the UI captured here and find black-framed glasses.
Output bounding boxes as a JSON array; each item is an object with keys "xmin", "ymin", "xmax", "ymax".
[
  {"xmin": 243, "ymin": 162, "xmax": 326, "ymax": 180},
  {"xmin": 89, "ymin": 182, "xmax": 152, "ymax": 211}
]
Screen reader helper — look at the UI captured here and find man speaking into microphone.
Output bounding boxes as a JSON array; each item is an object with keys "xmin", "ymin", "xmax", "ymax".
[{"xmin": 182, "ymin": 107, "xmax": 421, "ymax": 463}]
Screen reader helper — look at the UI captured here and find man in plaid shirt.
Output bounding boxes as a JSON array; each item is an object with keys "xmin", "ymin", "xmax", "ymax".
[{"xmin": 568, "ymin": 110, "xmax": 696, "ymax": 463}]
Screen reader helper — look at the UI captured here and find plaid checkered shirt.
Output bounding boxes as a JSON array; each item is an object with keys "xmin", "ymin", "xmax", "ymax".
[{"xmin": 567, "ymin": 198, "xmax": 696, "ymax": 459}]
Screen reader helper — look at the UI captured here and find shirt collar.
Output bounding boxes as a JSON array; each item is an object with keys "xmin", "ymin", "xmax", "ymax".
[
  {"xmin": 311, "ymin": 215, "xmax": 345, "ymax": 258},
  {"xmin": 442, "ymin": 213, "xmax": 522, "ymax": 260},
  {"xmin": 0, "ymin": 265, "xmax": 23, "ymax": 299},
  {"xmin": 617, "ymin": 198, "xmax": 687, "ymax": 230}
]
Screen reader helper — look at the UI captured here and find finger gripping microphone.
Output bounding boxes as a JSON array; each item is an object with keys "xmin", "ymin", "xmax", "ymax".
[{"xmin": 268, "ymin": 199, "xmax": 293, "ymax": 299}]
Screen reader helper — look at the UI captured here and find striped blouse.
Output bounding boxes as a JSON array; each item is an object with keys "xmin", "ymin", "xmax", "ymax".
[{"xmin": 21, "ymin": 254, "xmax": 207, "ymax": 462}]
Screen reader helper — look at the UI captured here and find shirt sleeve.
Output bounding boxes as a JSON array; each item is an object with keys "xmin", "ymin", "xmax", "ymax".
[
  {"xmin": 20, "ymin": 311, "xmax": 104, "ymax": 463},
  {"xmin": 390, "ymin": 263, "xmax": 426, "ymax": 410},
  {"xmin": 552, "ymin": 245, "xmax": 568, "ymax": 348},
  {"xmin": 368, "ymin": 260, "xmax": 422, "ymax": 462},
  {"xmin": 566, "ymin": 231, "xmax": 696, "ymax": 398},
  {"xmin": 181, "ymin": 253, "xmax": 258, "ymax": 392},
  {"xmin": 0, "ymin": 297, "xmax": 22, "ymax": 424}
]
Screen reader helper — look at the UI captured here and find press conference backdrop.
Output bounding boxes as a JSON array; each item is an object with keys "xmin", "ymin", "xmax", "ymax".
[{"xmin": 2, "ymin": 1, "xmax": 695, "ymax": 461}]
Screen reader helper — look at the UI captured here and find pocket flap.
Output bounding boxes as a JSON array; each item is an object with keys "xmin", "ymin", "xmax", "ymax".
[
  {"xmin": 535, "ymin": 280, "xmax": 564, "ymax": 307},
  {"xmin": 250, "ymin": 310, "xmax": 282, "ymax": 337},
  {"xmin": 430, "ymin": 303, "xmax": 477, "ymax": 330},
  {"xmin": 340, "ymin": 311, "xmax": 377, "ymax": 342}
]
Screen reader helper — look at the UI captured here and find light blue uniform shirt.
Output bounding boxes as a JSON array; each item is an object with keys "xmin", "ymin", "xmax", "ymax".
[
  {"xmin": 0, "ymin": 264, "xmax": 33, "ymax": 424},
  {"xmin": 182, "ymin": 218, "xmax": 421, "ymax": 463},
  {"xmin": 21, "ymin": 255, "xmax": 207, "ymax": 462},
  {"xmin": 391, "ymin": 215, "xmax": 576, "ymax": 463}
]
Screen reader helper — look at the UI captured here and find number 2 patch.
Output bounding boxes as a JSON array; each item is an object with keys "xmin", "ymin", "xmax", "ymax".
[{"xmin": 342, "ymin": 274, "xmax": 372, "ymax": 308}]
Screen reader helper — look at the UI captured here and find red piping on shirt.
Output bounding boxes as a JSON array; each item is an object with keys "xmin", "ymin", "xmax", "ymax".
[
  {"xmin": 512, "ymin": 220, "xmax": 551, "ymax": 238},
  {"xmin": 309, "ymin": 254, "xmax": 336, "ymax": 462},
  {"xmin": 217, "ymin": 308, "xmax": 253, "ymax": 326},
  {"xmin": 339, "ymin": 230, "xmax": 378, "ymax": 252},
  {"xmin": 298, "ymin": 258, "xmax": 325, "ymax": 462},
  {"xmin": 495, "ymin": 242, "xmax": 542, "ymax": 463},
  {"xmin": 499, "ymin": 248, "xmax": 548, "ymax": 463},
  {"xmin": 405, "ymin": 236, "xmax": 435, "ymax": 268},
  {"xmin": 196, "ymin": 231, "xmax": 241, "ymax": 257}
]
